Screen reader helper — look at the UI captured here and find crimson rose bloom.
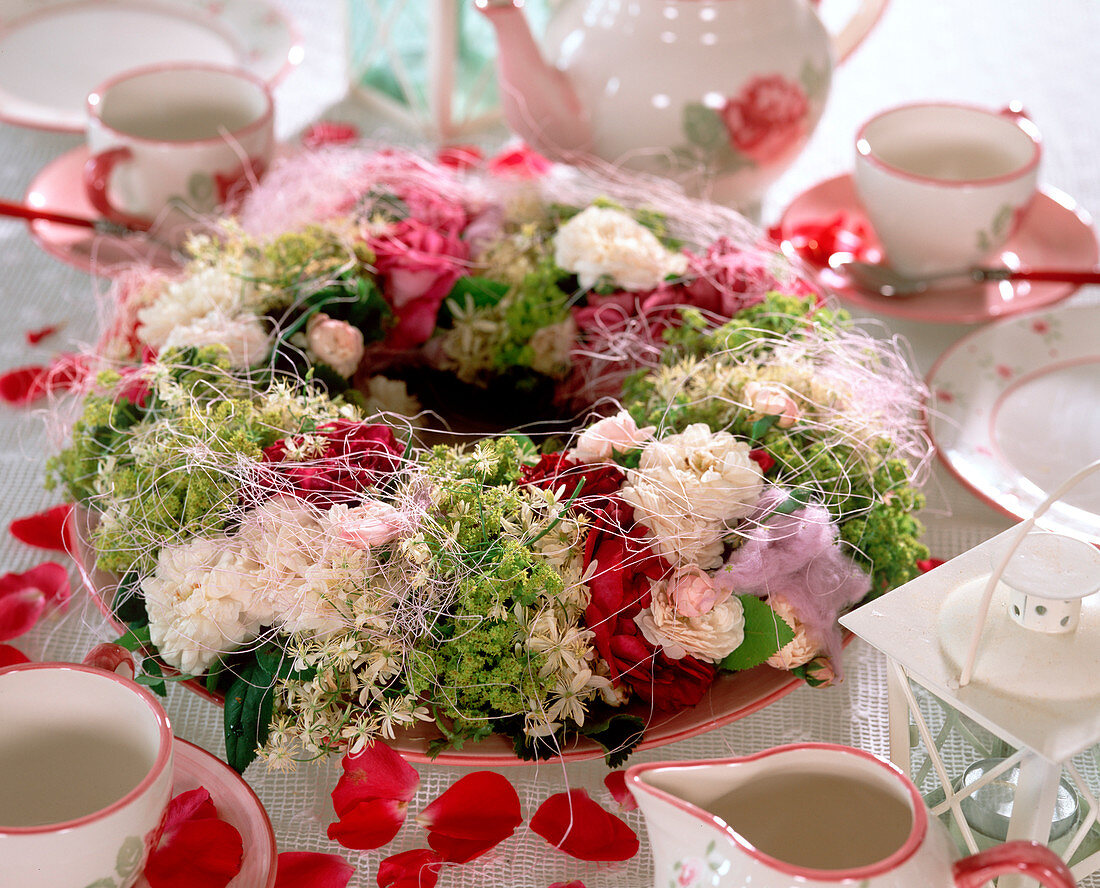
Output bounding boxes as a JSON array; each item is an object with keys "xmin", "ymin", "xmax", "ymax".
[
  {"xmin": 720, "ymin": 74, "xmax": 809, "ymax": 164},
  {"xmin": 520, "ymin": 452, "xmax": 625, "ymax": 514},
  {"xmin": 260, "ymin": 420, "xmax": 402, "ymax": 507},
  {"xmin": 582, "ymin": 499, "xmax": 717, "ymax": 710},
  {"xmin": 370, "ymin": 218, "xmax": 469, "ymax": 349}
]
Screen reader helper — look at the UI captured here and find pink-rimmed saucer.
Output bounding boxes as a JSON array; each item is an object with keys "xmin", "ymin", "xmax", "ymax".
[
  {"xmin": 776, "ymin": 174, "xmax": 1099, "ymax": 324},
  {"xmin": 927, "ymin": 303, "xmax": 1100, "ymax": 542},
  {"xmin": 133, "ymin": 738, "xmax": 277, "ymax": 888},
  {"xmin": 24, "ymin": 145, "xmax": 183, "ymax": 277}
]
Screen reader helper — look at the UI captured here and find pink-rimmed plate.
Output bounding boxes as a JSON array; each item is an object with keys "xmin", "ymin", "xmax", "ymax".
[
  {"xmin": 927, "ymin": 303, "xmax": 1100, "ymax": 541},
  {"xmin": 133, "ymin": 738, "xmax": 277, "ymax": 888},
  {"xmin": 776, "ymin": 174, "xmax": 1099, "ymax": 324},
  {"xmin": 0, "ymin": 0, "xmax": 300, "ymax": 132},
  {"xmin": 73, "ymin": 508, "xmax": 808, "ymax": 766}
]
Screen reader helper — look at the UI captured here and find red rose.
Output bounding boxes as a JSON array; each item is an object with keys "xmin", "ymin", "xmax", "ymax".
[
  {"xmin": 486, "ymin": 143, "xmax": 553, "ymax": 179},
  {"xmin": 677, "ymin": 236, "xmax": 779, "ymax": 317},
  {"xmin": 582, "ymin": 500, "xmax": 717, "ymax": 710},
  {"xmin": 520, "ymin": 452, "xmax": 626, "ymax": 513},
  {"xmin": 260, "ymin": 420, "xmax": 402, "ymax": 507},
  {"xmin": 720, "ymin": 74, "xmax": 809, "ymax": 164},
  {"xmin": 370, "ymin": 219, "xmax": 469, "ymax": 349}
]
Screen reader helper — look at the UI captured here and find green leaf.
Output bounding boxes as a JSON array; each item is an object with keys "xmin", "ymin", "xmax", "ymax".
[
  {"xmin": 437, "ymin": 276, "xmax": 510, "ymax": 326},
  {"xmin": 682, "ymin": 102, "xmax": 728, "ymax": 151},
  {"xmin": 112, "ymin": 623, "xmax": 151, "ymax": 652},
  {"xmin": 749, "ymin": 414, "xmax": 778, "ymax": 441},
  {"xmin": 223, "ymin": 659, "xmax": 279, "ymax": 774},
  {"xmin": 719, "ymin": 595, "xmax": 794, "ymax": 672},
  {"xmin": 579, "ymin": 713, "xmax": 646, "ymax": 769},
  {"xmin": 140, "ymin": 657, "xmax": 167, "ymax": 698}
]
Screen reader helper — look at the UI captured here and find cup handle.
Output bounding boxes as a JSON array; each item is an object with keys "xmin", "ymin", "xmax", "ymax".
[
  {"xmin": 83, "ymin": 146, "xmax": 153, "ymax": 231},
  {"xmin": 953, "ymin": 841, "xmax": 1077, "ymax": 888},
  {"xmin": 82, "ymin": 643, "xmax": 136, "ymax": 680}
]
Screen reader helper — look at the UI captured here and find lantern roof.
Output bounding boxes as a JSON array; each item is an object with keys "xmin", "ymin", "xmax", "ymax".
[{"xmin": 841, "ymin": 525, "xmax": 1100, "ymax": 763}]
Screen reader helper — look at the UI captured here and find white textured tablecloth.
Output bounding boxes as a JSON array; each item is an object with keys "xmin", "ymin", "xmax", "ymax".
[{"xmin": 5, "ymin": 1, "xmax": 1099, "ymax": 885}]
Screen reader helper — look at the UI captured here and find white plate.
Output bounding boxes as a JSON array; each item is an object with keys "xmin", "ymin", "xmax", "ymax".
[
  {"xmin": 928, "ymin": 304, "xmax": 1100, "ymax": 541},
  {"xmin": 0, "ymin": 0, "xmax": 300, "ymax": 132}
]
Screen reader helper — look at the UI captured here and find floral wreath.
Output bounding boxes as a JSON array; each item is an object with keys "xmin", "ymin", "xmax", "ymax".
[{"xmin": 49, "ymin": 143, "xmax": 930, "ymax": 774}]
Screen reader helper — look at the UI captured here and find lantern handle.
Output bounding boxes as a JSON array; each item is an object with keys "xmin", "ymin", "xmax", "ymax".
[{"xmin": 959, "ymin": 457, "xmax": 1100, "ymax": 687}]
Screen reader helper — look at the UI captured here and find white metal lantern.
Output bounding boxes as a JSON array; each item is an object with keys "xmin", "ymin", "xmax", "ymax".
[
  {"xmin": 841, "ymin": 461, "xmax": 1100, "ymax": 887},
  {"xmin": 346, "ymin": 0, "xmax": 553, "ymax": 141}
]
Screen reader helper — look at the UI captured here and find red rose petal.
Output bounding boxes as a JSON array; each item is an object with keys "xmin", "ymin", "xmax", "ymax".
[
  {"xmin": 327, "ymin": 797, "xmax": 410, "ymax": 850},
  {"xmin": 486, "ymin": 143, "xmax": 552, "ymax": 179},
  {"xmin": 0, "ymin": 354, "xmax": 86, "ymax": 405},
  {"xmin": 145, "ymin": 788, "xmax": 243, "ymax": 888},
  {"xmin": 0, "ymin": 643, "xmax": 30, "ymax": 667},
  {"xmin": 331, "ymin": 743, "xmax": 420, "ymax": 816},
  {"xmin": 9, "ymin": 503, "xmax": 74, "ymax": 553},
  {"xmin": 144, "ymin": 818, "xmax": 245, "ymax": 888},
  {"xmin": 436, "ymin": 144, "xmax": 483, "ymax": 170},
  {"xmin": 549, "ymin": 882, "xmax": 588, "ymax": 888},
  {"xmin": 530, "ymin": 789, "xmax": 639, "ymax": 862},
  {"xmin": 25, "ymin": 324, "xmax": 60, "ymax": 345},
  {"xmin": 0, "ymin": 562, "xmax": 71, "ymax": 642},
  {"xmin": 917, "ymin": 557, "xmax": 945, "ymax": 573},
  {"xmin": 376, "ymin": 849, "xmax": 444, "ymax": 888},
  {"xmin": 748, "ymin": 448, "xmax": 776, "ymax": 475},
  {"xmin": 302, "ymin": 121, "xmax": 360, "ymax": 150},
  {"xmin": 417, "ymin": 771, "xmax": 522, "ymax": 863},
  {"xmin": 0, "ymin": 586, "xmax": 44, "ymax": 642},
  {"xmin": 602, "ymin": 770, "xmax": 637, "ymax": 812},
  {"xmin": 275, "ymin": 851, "xmax": 355, "ymax": 888}
]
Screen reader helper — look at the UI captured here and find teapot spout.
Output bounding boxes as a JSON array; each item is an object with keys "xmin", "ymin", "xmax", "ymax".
[{"xmin": 476, "ymin": 0, "xmax": 592, "ymax": 157}]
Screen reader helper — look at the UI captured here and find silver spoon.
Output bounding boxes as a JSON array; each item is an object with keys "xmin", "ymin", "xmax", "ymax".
[{"xmin": 838, "ymin": 260, "xmax": 1100, "ymax": 297}]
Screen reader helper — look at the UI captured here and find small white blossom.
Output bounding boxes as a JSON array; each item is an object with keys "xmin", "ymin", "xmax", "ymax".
[
  {"xmin": 161, "ymin": 309, "xmax": 270, "ymax": 369},
  {"xmin": 553, "ymin": 205, "xmax": 688, "ymax": 292}
]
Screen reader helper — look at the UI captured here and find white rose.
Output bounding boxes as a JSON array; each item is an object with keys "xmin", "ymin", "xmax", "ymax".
[
  {"xmin": 160, "ymin": 309, "xmax": 270, "ymax": 369},
  {"xmin": 137, "ymin": 264, "xmax": 256, "ymax": 349},
  {"xmin": 766, "ymin": 595, "xmax": 821, "ymax": 670},
  {"xmin": 620, "ymin": 424, "xmax": 763, "ymax": 568},
  {"xmin": 571, "ymin": 410, "xmax": 656, "ymax": 463},
  {"xmin": 635, "ymin": 582, "xmax": 745, "ymax": 663},
  {"xmin": 553, "ymin": 205, "xmax": 688, "ymax": 292},
  {"xmin": 363, "ymin": 375, "xmax": 422, "ymax": 418},
  {"xmin": 142, "ymin": 535, "xmax": 266, "ymax": 675},
  {"xmin": 306, "ymin": 313, "xmax": 365, "ymax": 378},
  {"xmin": 527, "ymin": 316, "xmax": 577, "ymax": 378}
]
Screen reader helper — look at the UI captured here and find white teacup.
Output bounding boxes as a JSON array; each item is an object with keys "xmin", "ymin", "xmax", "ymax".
[
  {"xmin": 84, "ymin": 63, "xmax": 275, "ymax": 232},
  {"xmin": 0, "ymin": 647, "xmax": 174, "ymax": 888},
  {"xmin": 853, "ymin": 102, "xmax": 1041, "ymax": 277}
]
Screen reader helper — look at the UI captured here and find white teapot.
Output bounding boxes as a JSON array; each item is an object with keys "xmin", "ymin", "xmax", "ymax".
[
  {"xmin": 478, "ymin": 0, "xmax": 885, "ymax": 212},
  {"xmin": 627, "ymin": 743, "xmax": 1077, "ymax": 888}
]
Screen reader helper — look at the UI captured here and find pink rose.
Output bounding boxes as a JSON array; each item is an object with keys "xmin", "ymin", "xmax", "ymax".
[
  {"xmin": 669, "ymin": 565, "xmax": 729, "ymax": 618},
  {"xmin": 369, "ymin": 219, "xmax": 469, "ymax": 349},
  {"xmin": 743, "ymin": 381, "xmax": 800, "ymax": 429},
  {"xmin": 572, "ymin": 410, "xmax": 655, "ymax": 463},
  {"xmin": 306, "ymin": 313, "xmax": 365, "ymax": 378},
  {"xmin": 336, "ymin": 498, "xmax": 408, "ymax": 548},
  {"xmin": 720, "ymin": 74, "xmax": 809, "ymax": 164}
]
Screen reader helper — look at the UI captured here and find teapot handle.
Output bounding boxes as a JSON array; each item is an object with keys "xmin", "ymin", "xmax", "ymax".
[
  {"xmin": 824, "ymin": 0, "xmax": 889, "ymax": 62},
  {"xmin": 953, "ymin": 841, "xmax": 1077, "ymax": 888}
]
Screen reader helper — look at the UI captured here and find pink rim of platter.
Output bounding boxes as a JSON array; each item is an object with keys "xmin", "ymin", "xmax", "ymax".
[
  {"xmin": 0, "ymin": 0, "xmax": 301, "ymax": 133},
  {"xmin": 776, "ymin": 174, "xmax": 1099, "ymax": 324},
  {"xmin": 132, "ymin": 738, "xmax": 277, "ymax": 888},
  {"xmin": 25, "ymin": 145, "xmax": 182, "ymax": 276},
  {"xmin": 73, "ymin": 508, "xmax": 811, "ymax": 766},
  {"xmin": 927, "ymin": 303, "xmax": 1100, "ymax": 543}
]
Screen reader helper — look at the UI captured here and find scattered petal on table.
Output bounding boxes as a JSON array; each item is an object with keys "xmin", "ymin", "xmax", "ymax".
[
  {"xmin": 417, "ymin": 771, "xmax": 523, "ymax": 863},
  {"xmin": 145, "ymin": 787, "xmax": 244, "ymax": 888},
  {"xmin": 436, "ymin": 145, "xmax": 483, "ymax": 170},
  {"xmin": 327, "ymin": 797, "xmax": 411, "ymax": 850},
  {"xmin": 530, "ymin": 789, "xmax": 640, "ymax": 862},
  {"xmin": 548, "ymin": 882, "xmax": 588, "ymax": 888},
  {"xmin": 0, "ymin": 562, "xmax": 71, "ymax": 641},
  {"xmin": 917, "ymin": 557, "xmax": 946, "ymax": 573},
  {"xmin": 0, "ymin": 643, "xmax": 30, "ymax": 667},
  {"xmin": 0, "ymin": 354, "xmax": 87, "ymax": 405},
  {"xmin": 25, "ymin": 324, "xmax": 60, "ymax": 345},
  {"xmin": 376, "ymin": 848, "xmax": 444, "ymax": 888},
  {"xmin": 602, "ymin": 770, "xmax": 637, "ymax": 812},
  {"xmin": 331, "ymin": 742, "xmax": 421, "ymax": 816},
  {"xmin": 302, "ymin": 121, "xmax": 361, "ymax": 150},
  {"xmin": 274, "ymin": 851, "xmax": 355, "ymax": 888},
  {"xmin": 9, "ymin": 503, "xmax": 73, "ymax": 552}
]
